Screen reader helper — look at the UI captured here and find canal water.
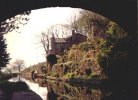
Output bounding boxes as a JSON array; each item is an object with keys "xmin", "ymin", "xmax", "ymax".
[
  {"xmin": 8, "ymin": 76, "xmax": 48, "ymax": 100},
  {"xmin": 0, "ymin": 76, "xmax": 136, "ymax": 100}
]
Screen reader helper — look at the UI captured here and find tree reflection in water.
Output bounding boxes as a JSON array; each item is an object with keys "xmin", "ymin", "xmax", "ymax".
[
  {"xmin": 0, "ymin": 81, "xmax": 29, "ymax": 100},
  {"xmin": 24, "ymin": 77, "xmax": 137, "ymax": 100},
  {"xmin": 0, "ymin": 80, "xmax": 42, "ymax": 100},
  {"xmin": 40, "ymin": 80, "xmax": 102, "ymax": 100},
  {"xmin": 36, "ymin": 79, "xmax": 137, "ymax": 100}
]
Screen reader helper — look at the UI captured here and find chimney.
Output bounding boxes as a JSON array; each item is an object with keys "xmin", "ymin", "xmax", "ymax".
[
  {"xmin": 51, "ymin": 33, "xmax": 56, "ymax": 54},
  {"xmin": 72, "ymin": 30, "xmax": 75, "ymax": 36},
  {"xmin": 91, "ymin": 21, "xmax": 98, "ymax": 38}
]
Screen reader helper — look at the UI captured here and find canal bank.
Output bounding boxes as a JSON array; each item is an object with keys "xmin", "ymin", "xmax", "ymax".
[
  {"xmin": 0, "ymin": 73, "xmax": 17, "ymax": 83},
  {"xmin": 45, "ymin": 76, "xmax": 106, "ymax": 85},
  {"xmin": 21, "ymin": 72, "xmax": 107, "ymax": 86},
  {"xmin": 0, "ymin": 75, "xmax": 136, "ymax": 100}
]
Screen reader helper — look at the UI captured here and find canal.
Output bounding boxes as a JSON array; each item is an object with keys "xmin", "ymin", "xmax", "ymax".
[{"xmin": 0, "ymin": 76, "xmax": 137, "ymax": 100}]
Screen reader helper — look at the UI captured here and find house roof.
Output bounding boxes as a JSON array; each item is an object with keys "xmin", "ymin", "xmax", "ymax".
[
  {"xmin": 75, "ymin": 32, "xmax": 86, "ymax": 36},
  {"xmin": 66, "ymin": 32, "xmax": 86, "ymax": 39},
  {"xmin": 54, "ymin": 32, "xmax": 86, "ymax": 43},
  {"xmin": 55, "ymin": 38, "xmax": 66, "ymax": 43}
]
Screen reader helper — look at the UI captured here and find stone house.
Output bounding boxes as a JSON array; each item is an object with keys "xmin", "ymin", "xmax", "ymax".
[{"xmin": 50, "ymin": 30, "xmax": 87, "ymax": 55}]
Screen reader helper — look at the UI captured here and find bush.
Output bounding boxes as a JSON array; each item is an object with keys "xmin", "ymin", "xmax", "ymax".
[
  {"xmin": 47, "ymin": 54, "xmax": 57, "ymax": 68},
  {"xmin": 87, "ymin": 73, "xmax": 100, "ymax": 79},
  {"xmin": 78, "ymin": 42, "xmax": 89, "ymax": 52},
  {"xmin": 85, "ymin": 68, "xmax": 92, "ymax": 76},
  {"xmin": 65, "ymin": 73, "xmax": 75, "ymax": 79},
  {"xmin": 67, "ymin": 49, "xmax": 83, "ymax": 61},
  {"xmin": 56, "ymin": 55, "xmax": 61, "ymax": 59},
  {"xmin": 81, "ymin": 58, "xmax": 93, "ymax": 68},
  {"xmin": 52, "ymin": 73, "xmax": 59, "ymax": 78}
]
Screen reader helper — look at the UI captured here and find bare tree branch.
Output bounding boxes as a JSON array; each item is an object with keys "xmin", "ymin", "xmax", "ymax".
[
  {"xmin": 12, "ymin": 59, "xmax": 25, "ymax": 72},
  {"xmin": 0, "ymin": 11, "xmax": 31, "ymax": 35}
]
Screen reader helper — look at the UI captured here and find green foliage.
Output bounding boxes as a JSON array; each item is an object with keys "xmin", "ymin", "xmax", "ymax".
[
  {"xmin": 87, "ymin": 73, "xmax": 99, "ymax": 79},
  {"xmin": 52, "ymin": 39, "xmax": 102, "ymax": 79},
  {"xmin": 81, "ymin": 58, "xmax": 93, "ymax": 68},
  {"xmin": 78, "ymin": 42, "xmax": 89, "ymax": 52},
  {"xmin": 71, "ymin": 10, "xmax": 109, "ymax": 36},
  {"xmin": 67, "ymin": 49, "xmax": 83, "ymax": 61},
  {"xmin": 47, "ymin": 54, "xmax": 57, "ymax": 69},
  {"xmin": 65, "ymin": 73, "xmax": 75, "ymax": 79},
  {"xmin": 0, "ymin": 35, "xmax": 10, "ymax": 67},
  {"xmin": 96, "ymin": 21, "xmax": 133, "ymax": 81},
  {"xmin": 52, "ymin": 72, "xmax": 59, "ymax": 78},
  {"xmin": 106, "ymin": 22, "xmax": 127, "ymax": 38},
  {"xmin": 85, "ymin": 68, "xmax": 91, "ymax": 76},
  {"xmin": 0, "ymin": 11, "xmax": 31, "ymax": 34}
]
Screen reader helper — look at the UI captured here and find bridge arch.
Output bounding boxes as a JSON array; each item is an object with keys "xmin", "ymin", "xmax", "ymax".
[{"xmin": 0, "ymin": 0, "xmax": 137, "ymax": 35}]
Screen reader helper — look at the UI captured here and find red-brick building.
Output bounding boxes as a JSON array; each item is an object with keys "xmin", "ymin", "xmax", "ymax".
[{"xmin": 50, "ymin": 30, "xmax": 87, "ymax": 55}]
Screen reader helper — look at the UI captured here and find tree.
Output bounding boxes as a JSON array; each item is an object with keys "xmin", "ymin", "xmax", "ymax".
[
  {"xmin": 46, "ymin": 54, "xmax": 57, "ymax": 71},
  {"xmin": 96, "ymin": 21, "xmax": 135, "ymax": 83},
  {"xmin": 0, "ymin": 11, "xmax": 31, "ymax": 35},
  {"xmin": 49, "ymin": 24, "xmax": 69, "ymax": 38},
  {"xmin": 0, "ymin": 11, "xmax": 30, "ymax": 72},
  {"xmin": 36, "ymin": 25, "xmax": 60, "ymax": 60},
  {"xmin": 36, "ymin": 30, "xmax": 52, "ymax": 61},
  {"xmin": 0, "ymin": 34, "xmax": 10, "ymax": 68},
  {"xmin": 66, "ymin": 13, "xmax": 80, "ymax": 32},
  {"xmin": 64, "ymin": 9, "xmax": 109, "ymax": 38},
  {"xmin": 12, "ymin": 59, "xmax": 25, "ymax": 72},
  {"xmin": 60, "ymin": 13, "xmax": 81, "ymax": 35},
  {"xmin": 39, "ymin": 32, "xmax": 50, "ymax": 55}
]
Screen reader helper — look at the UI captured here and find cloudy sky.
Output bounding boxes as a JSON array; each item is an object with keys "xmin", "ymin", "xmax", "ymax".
[{"xmin": 5, "ymin": 7, "xmax": 81, "ymax": 67}]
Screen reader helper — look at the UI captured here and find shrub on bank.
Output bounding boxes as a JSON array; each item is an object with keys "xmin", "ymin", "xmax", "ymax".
[{"xmin": 64, "ymin": 73, "xmax": 75, "ymax": 79}]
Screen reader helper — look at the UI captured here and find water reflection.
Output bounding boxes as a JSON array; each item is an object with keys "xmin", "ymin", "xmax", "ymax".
[
  {"xmin": 0, "ymin": 76, "xmax": 42, "ymax": 100},
  {"xmin": 24, "ymin": 77, "xmax": 103, "ymax": 100},
  {"xmin": 21, "ymin": 76, "xmax": 103, "ymax": 100},
  {"xmin": 9, "ymin": 76, "xmax": 48, "ymax": 100},
  {"xmin": 0, "ymin": 80, "xmax": 29, "ymax": 100},
  {"xmin": 35, "ymin": 79, "xmax": 137, "ymax": 100},
  {"xmin": 7, "ymin": 76, "xmax": 137, "ymax": 100},
  {"xmin": 46, "ymin": 81, "xmax": 102, "ymax": 100}
]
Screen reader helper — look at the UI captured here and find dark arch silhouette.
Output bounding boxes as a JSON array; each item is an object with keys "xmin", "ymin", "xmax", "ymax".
[{"xmin": 0, "ymin": 0, "xmax": 137, "ymax": 34}]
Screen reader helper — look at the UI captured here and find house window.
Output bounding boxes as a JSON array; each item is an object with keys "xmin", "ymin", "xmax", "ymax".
[{"xmin": 56, "ymin": 44, "xmax": 62, "ymax": 49}]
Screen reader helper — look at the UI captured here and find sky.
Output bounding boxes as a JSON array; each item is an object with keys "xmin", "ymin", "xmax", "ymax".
[{"xmin": 5, "ymin": 7, "xmax": 82, "ymax": 68}]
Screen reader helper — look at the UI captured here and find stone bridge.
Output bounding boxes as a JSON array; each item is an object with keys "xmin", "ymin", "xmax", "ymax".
[{"xmin": 0, "ymin": 0, "xmax": 137, "ymax": 34}]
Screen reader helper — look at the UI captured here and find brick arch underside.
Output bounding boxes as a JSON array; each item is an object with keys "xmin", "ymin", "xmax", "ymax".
[{"xmin": 0, "ymin": 0, "xmax": 137, "ymax": 35}]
